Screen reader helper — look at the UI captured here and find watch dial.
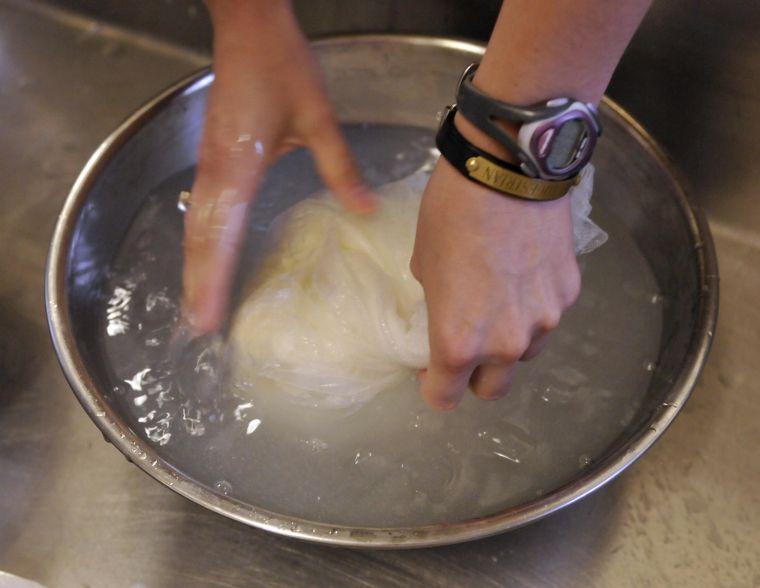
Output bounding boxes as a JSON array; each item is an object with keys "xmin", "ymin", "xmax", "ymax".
[{"xmin": 547, "ymin": 119, "xmax": 586, "ymax": 170}]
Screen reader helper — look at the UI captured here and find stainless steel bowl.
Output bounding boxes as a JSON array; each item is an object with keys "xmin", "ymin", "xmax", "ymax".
[{"xmin": 46, "ymin": 36, "xmax": 718, "ymax": 548}]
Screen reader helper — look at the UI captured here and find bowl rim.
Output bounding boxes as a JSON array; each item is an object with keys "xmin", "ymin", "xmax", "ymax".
[{"xmin": 45, "ymin": 34, "xmax": 718, "ymax": 548}]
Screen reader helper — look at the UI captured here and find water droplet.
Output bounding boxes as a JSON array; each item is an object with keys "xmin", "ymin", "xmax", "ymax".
[
  {"xmin": 246, "ymin": 418, "xmax": 262, "ymax": 435},
  {"xmin": 302, "ymin": 438, "xmax": 327, "ymax": 452},
  {"xmin": 214, "ymin": 480, "xmax": 232, "ymax": 495},
  {"xmin": 578, "ymin": 454, "xmax": 592, "ymax": 468},
  {"xmin": 145, "ymin": 412, "xmax": 172, "ymax": 445},
  {"xmin": 182, "ymin": 406, "xmax": 206, "ymax": 436},
  {"xmin": 353, "ymin": 451, "xmax": 373, "ymax": 465},
  {"xmin": 138, "ymin": 410, "xmax": 157, "ymax": 423},
  {"xmin": 493, "ymin": 451, "xmax": 521, "ymax": 464},
  {"xmin": 124, "ymin": 368, "xmax": 151, "ymax": 392},
  {"xmin": 234, "ymin": 402, "xmax": 254, "ymax": 421}
]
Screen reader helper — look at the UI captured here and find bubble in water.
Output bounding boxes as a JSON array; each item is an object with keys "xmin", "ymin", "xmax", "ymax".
[
  {"xmin": 145, "ymin": 412, "xmax": 172, "ymax": 445},
  {"xmin": 302, "ymin": 438, "xmax": 328, "ymax": 452},
  {"xmin": 246, "ymin": 418, "xmax": 262, "ymax": 435},
  {"xmin": 578, "ymin": 454, "xmax": 593, "ymax": 468},
  {"xmin": 353, "ymin": 451, "xmax": 373, "ymax": 465},
  {"xmin": 182, "ymin": 406, "xmax": 206, "ymax": 436},
  {"xmin": 484, "ymin": 422, "xmax": 538, "ymax": 466},
  {"xmin": 154, "ymin": 383, "xmax": 176, "ymax": 408},
  {"xmin": 106, "ymin": 283, "xmax": 134, "ymax": 336},
  {"xmin": 493, "ymin": 451, "xmax": 521, "ymax": 464},
  {"xmin": 124, "ymin": 368, "xmax": 151, "ymax": 392},
  {"xmin": 234, "ymin": 401, "xmax": 254, "ymax": 421},
  {"xmin": 540, "ymin": 385, "xmax": 573, "ymax": 404},
  {"xmin": 145, "ymin": 288, "xmax": 173, "ymax": 314},
  {"xmin": 214, "ymin": 480, "xmax": 232, "ymax": 495}
]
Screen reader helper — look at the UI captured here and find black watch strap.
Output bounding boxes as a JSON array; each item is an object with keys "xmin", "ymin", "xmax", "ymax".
[{"xmin": 435, "ymin": 107, "xmax": 578, "ymax": 201}]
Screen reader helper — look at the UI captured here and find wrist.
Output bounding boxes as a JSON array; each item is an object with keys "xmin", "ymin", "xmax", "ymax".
[
  {"xmin": 207, "ymin": 0, "xmax": 296, "ymax": 47},
  {"xmin": 438, "ymin": 107, "xmax": 580, "ymax": 201}
]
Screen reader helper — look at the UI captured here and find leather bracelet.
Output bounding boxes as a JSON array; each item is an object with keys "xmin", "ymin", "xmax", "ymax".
[{"xmin": 435, "ymin": 106, "xmax": 579, "ymax": 201}]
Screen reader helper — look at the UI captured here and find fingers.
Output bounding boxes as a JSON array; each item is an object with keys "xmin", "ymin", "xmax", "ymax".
[
  {"xmin": 182, "ymin": 186, "xmax": 256, "ymax": 336},
  {"xmin": 306, "ymin": 112, "xmax": 375, "ymax": 214},
  {"xmin": 181, "ymin": 127, "xmax": 269, "ymax": 335},
  {"xmin": 420, "ymin": 318, "xmax": 559, "ymax": 410},
  {"xmin": 419, "ymin": 362, "xmax": 474, "ymax": 411},
  {"xmin": 521, "ymin": 331, "xmax": 550, "ymax": 361},
  {"xmin": 471, "ymin": 363, "xmax": 516, "ymax": 400}
]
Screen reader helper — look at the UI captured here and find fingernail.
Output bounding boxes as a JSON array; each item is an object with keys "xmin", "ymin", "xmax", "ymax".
[
  {"xmin": 480, "ymin": 391, "xmax": 506, "ymax": 401},
  {"xmin": 436, "ymin": 398, "xmax": 459, "ymax": 411}
]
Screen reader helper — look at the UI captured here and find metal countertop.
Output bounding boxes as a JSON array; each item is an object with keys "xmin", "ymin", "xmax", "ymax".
[{"xmin": 0, "ymin": 1, "xmax": 758, "ymax": 586}]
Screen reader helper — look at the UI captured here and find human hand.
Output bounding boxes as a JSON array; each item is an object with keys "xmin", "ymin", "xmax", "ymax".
[
  {"xmin": 410, "ymin": 158, "xmax": 581, "ymax": 410},
  {"xmin": 182, "ymin": 0, "xmax": 373, "ymax": 336}
]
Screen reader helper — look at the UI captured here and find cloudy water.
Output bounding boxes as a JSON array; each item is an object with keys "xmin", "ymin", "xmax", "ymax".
[{"xmin": 100, "ymin": 123, "xmax": 661, "ymax": 527}]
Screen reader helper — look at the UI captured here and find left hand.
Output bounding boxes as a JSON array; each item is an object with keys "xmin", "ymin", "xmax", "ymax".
[{"xmin": 182, "ymin": 0, "xmax": 373, "ymax": 336}]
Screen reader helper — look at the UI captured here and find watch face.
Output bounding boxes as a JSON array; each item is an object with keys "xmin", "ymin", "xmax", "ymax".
[
  {"xmin": 546, "ymin": 119, "xmax": 586, "ymax": 169},
  {"xmin": 530, "ymin": 108, "xmax": 598, "ymax": 179}
]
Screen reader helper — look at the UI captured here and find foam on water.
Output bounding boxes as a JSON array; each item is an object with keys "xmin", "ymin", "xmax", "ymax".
[{"xmin": 99, "ymin": 123, "xmax": 662, "ymax": 527}]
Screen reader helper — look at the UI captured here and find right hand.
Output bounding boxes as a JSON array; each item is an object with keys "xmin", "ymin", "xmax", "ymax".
[
  {"xmin": 182, "ymin": 0, "xmax": 373, "ymax": 336},
  {"xmin": 411, "ymin": 157, "xmax": 581, "ymax": 410}
]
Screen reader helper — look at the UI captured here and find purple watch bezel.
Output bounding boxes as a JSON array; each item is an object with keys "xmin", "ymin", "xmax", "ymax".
[{"xmin": 528, "ymin": 109, "xmax": 598, "ymax": 179}]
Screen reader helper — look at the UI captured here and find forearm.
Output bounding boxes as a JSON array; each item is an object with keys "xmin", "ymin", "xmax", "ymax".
[
  {"xmin": 458, "ymin": 0, "xmax": 652, "ymax": 159},
  {"xmin": 204, "ymin": 0, "xmax": 303, "ymax": 77}
]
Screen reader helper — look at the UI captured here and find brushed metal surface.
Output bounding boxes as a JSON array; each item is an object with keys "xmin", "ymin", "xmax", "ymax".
[{"xmin": 1, "ymin": 0, "xmax": 757, "ymax": 586}]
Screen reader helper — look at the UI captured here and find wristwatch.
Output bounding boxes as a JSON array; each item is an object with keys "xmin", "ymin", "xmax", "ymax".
[
  {"xmin": 436, "ymin": 106, "xmax": 580, "ymax": 201},
  {"xmin": 455, "ymin": 63, "xmax": 602, "ymax": 181}
]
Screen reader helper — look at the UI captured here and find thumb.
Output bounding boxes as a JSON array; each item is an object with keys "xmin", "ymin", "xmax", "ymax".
[{"xmin": 307, "ymin": 114, "xmax": 375, "ymax": 213}]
